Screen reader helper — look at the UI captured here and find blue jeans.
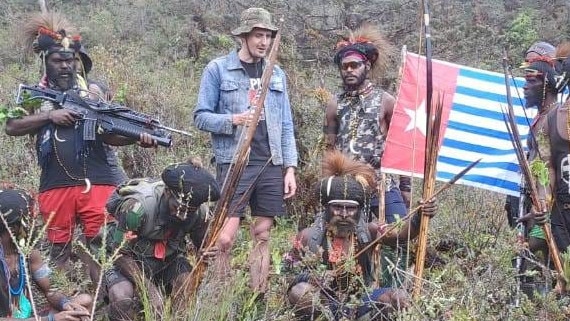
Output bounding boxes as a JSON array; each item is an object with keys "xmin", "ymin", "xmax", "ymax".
[{"xmin": 370, "ymin": 187, "xmax": 407, "ymax": 223}]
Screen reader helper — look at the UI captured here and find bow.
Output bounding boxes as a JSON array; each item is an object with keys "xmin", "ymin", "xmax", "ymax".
[
  {"xmin": 500, "ymin": 51, "xmax": 563, "ymax": 278},
  {"xmin": 412, "ymin": 0, "xmax": 441, "ymax": 298}
]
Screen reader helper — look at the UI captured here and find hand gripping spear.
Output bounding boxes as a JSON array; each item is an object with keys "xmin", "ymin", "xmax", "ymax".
[
  {"xmin": 177, "ymin": 28, "xmax": 283, "ymax": 301},
  {"xmin": 500, "ymin": 52, "xmax": 563, "ymax": 277},
  {"xmin": 339, "ymin": 158, "xmax": 481, "ymax": 274}
]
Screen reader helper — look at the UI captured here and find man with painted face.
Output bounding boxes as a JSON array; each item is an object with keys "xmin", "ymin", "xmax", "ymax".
[
  {"xmin": 284, "ymin": 151, "xmax": 436, "ymax": 320},
  {"xmin": 323, "ymin": 24, "xmax": 411, "ymax": 289},
  {"xmin": 102, "ymin": 160, "xmax": 220, "ymax": 321},
  {"xmin": 505, "ymin": 41, "xmax": 556, "ymax": 229},
  {"xmin": 507, "ymin": 54, "xmax": 562, "ymax": 297},
  {"xmin": 4, "ymin": 12, "xmax": 154, "ymax": 284},
  {"xmin": 194, "ymin": 7, "xmax": 298, "ymax": 296},
  {"xmin": 534, "ymin": 42, "xmax": 570, "ymax": 257},
  {"xmin": 521, "ymin": 56, "xmax": 560, "ymax": 227}
]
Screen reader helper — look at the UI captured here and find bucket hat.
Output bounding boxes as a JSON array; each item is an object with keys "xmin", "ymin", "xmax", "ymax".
[{"xmin": 231, "ymin": 8, "xmax": 278, "ymax": 37}]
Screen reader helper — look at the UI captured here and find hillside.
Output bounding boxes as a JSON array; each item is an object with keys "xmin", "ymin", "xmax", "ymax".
[{"xmin": 1, "ymin": 0, "xmax": 570, "ymax": 320}]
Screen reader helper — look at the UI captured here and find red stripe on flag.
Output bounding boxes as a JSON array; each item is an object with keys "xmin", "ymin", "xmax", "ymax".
[{"xmin": 382, "ymin": 52, "xmax": 458, "ymax": 176}]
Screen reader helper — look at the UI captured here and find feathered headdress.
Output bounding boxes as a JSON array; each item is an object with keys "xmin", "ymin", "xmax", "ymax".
[
  {"xmin": 333, "ymin": 24, "xmax": 394, "ymax": 81},
  {"xmin": 318, "ymin": 150, "xmax": 375, "ymax": 207},
  {"xmin": 22, "ymin": 11, "xmax": 82, "ymax": 57}
]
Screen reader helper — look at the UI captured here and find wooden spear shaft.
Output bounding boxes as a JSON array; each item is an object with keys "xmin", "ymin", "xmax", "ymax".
[{"xmin": 412, "ymin": 95, "xmax": 443, "ymax": 298}]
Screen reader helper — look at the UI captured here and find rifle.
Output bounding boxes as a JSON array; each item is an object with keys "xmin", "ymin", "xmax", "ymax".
[
  {"xmin": 16, "ymin": 84, "xmax": 192, "ymax": 147},
  {"xmin": 513, "ymin": 179, "xmax": 527, "ymax": 307}
]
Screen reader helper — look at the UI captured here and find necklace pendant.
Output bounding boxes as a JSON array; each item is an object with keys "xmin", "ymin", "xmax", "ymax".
[
  {"xmin": 81, "ymin": 178, "xmax": 92, "ymax": 194},
  {"xmin": 349, "ymin": 139, "xmax": 360, "ymax": 155}
]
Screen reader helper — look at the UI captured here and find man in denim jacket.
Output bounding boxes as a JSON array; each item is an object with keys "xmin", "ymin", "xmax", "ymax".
[{"xmin": 193, "ymin": 7, "xmax": 298, "ymax": 297}]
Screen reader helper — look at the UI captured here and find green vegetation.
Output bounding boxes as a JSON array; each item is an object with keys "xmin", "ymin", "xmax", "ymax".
[{"xmin": 1, "ymin": 0, "xmax": 570, "ymax": 320}]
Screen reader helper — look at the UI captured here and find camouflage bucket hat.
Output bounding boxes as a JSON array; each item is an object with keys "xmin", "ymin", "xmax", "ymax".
[{"xmin": 231, "ymin": 7, "xmax": 278, "ymax": 37}]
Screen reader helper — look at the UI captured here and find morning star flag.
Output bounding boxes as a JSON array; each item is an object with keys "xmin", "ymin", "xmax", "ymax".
[{"xmin": 382, "ymin": 52, "xmax": 533, "ymax": 196}]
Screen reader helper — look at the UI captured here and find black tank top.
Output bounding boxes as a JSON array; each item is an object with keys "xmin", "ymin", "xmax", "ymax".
[{"xmin": 548, "ymin": 110, "xmax": 570, "ymax": 195}]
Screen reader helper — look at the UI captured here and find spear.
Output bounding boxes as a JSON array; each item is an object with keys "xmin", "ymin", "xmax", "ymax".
[
  {"xmin": 500, "ymin": 53, "xmax": 563, "ymax": 275},
  {"xmin": 178, "ymin": 28, "xmax": 283, "ymax": 301},
  {"xmin": 341, "ymin": 158, "xmax": 481, "ymax": 272}
]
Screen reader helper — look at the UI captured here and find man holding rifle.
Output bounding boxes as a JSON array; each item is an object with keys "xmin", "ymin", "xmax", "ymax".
[
  {"xmin": 194, "ymin": 7, "xmax": 298, "ymax": 298},
  {"xmin": 4, "ymin": 12, "xmax": 155, "ymax": 283}
]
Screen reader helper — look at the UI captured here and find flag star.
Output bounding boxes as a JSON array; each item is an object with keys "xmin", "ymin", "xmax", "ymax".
[{"xmin": 404, "ymin": 100, "xmax": 427, "ymax": 136}]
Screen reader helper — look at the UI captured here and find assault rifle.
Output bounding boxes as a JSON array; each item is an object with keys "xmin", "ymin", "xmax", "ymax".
[
  {"xmin": 15, "ymin": 84, "xmax": 192, "ymax": 147},
  {"xmin": 514, "ymin": 179, "xmax": 527, "ymax": 307}
]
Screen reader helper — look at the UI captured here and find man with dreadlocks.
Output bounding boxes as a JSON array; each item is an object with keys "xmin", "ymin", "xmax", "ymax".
[
  {"xmin": 323, "ymin": 24, "xmax": 411, "ymax": 289},
  {"xmin": 284, "ymin": 151, "xmax": 436, "ymax": 320},
  {"xmin": 4, "ymin": 12, "xmax": 154, "ymax": 284},
  {"xmin": 0, "ymin": 187, "xmax": 91, "ymax": 321},
  {"xmin": 102, "ymin": 160, "xmax": 220, "ymax": 321}
]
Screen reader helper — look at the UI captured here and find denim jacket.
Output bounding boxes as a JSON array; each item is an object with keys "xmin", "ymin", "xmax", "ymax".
[{"xmin": 194, "ymin": 50, "xmax": 298, "ymax": 168}]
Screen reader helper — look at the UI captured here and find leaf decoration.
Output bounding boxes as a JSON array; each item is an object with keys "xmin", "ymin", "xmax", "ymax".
[{"xmin": 530, "ymin": 158, "xmax": 549, "ymax": 187}]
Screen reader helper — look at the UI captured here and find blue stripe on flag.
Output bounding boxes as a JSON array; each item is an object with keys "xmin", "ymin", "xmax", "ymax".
[
  {"xmin": 446, "ymin": 122, "xmax": 528, "ymax": 141},
  {"xmin": 437, "ymin": 156, "xmax": 520, "ymax": 172},
  {"xmin": 458, "ymin": 68, "xmax": 505, "ymax": 83},
  {"xmin": 455, "ymin": 86, "xmax": 514, "ymax": 105},
  {"xmin": 436, "ymin": 171, "xmax": 520, "ymax": 192},
  {"xmin": 458, "ymin": 68, "xmax": 526, "ymax": 87},
  {"xmin": 452, "ymin": 103, "xmax": 530, "ymax": 125}
]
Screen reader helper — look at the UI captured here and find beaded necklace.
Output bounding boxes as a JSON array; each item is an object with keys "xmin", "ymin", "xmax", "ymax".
[{"xmin": 9, "ymin": 255, "xmax": 25, "ymax": 297}]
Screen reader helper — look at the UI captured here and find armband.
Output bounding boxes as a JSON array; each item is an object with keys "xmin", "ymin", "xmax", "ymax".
[
  {"xmin": 32, "ymin": 263, "xmax": 52, "ymax": 280},
  {"xmin": 58, "ymin": 296, "xmax": 71, "ymax": 311}
]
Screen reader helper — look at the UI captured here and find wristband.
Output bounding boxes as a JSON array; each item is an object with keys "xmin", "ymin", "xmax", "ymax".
[{"xmin": 58, "ymin": 296, "xmax": 71, "ymax": 310}]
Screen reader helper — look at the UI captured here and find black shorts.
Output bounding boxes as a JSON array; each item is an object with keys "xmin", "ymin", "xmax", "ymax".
[{"xmin": 216, "ymin": 164, "xmax": 286, "ymax": 217}]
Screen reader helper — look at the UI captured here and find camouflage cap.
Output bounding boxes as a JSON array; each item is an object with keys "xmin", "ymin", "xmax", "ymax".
[
  {"xmin": 231, "ymin": 7, "xmax": 278, "ymax": 37},
  {"xmin": 526, "ymin": 41, "xmax": 556, "ymax": 58}
]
